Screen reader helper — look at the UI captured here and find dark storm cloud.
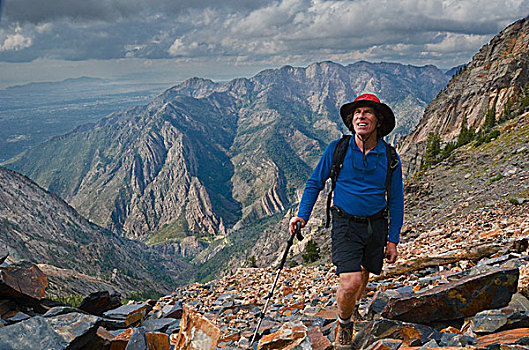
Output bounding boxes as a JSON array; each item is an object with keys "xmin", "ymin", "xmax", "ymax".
[
  {"xmin": 2, "ymin": 0, "xmax": 267, "ymax": 24},
  {"xmin": 0, "ymin": 0, "xmax": 527, "ymax": 70}
]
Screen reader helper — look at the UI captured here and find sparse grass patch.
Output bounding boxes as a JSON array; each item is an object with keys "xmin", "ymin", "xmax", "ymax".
[
  {"xmin": 123, "ymin": 290, "xmax": 165, "ymax": 303},
  {"xmin": 49, "ymin": 294, "xmax": 84, "ymax": 308},
  {"xmin": 490, "ymin": 174, "xmax": 504, "ymax": 183},
  {"xmin": 509, "ymin": 198, "xmax": 520, "ymax": 205},
  {"xmin": 474, "ymin": 129, "xmax": 501, "ymax": 147},
  {"xmin": 289, "ymin": 260, "xmax": 299, "ymax": 268}
]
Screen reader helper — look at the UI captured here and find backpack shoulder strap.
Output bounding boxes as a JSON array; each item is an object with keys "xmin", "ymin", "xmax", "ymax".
[
  {"xmin": 325, "ymin": 135, "xmax": 351, "ymax": 228},
  {"xmin": 384, "ymin": 139, "xmax": 399, "ymax": 205}
]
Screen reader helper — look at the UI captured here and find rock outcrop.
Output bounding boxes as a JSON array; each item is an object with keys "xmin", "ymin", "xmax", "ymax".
[{"xmin": 398, "ymin": 16, "xmax": 529, "ymax": 177}]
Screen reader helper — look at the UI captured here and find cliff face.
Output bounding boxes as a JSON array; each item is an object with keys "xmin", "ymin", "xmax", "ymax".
[
  {"xmin": 0, "ymin": 166, "xmax": 187, "ymax": 296},
  {"xmin": 4, "ymin": 61, "xmax": 448, "ymax": 245},
  {"xmin": 398, "ymin": 16, "xmax": 529, "ymax": 177}
]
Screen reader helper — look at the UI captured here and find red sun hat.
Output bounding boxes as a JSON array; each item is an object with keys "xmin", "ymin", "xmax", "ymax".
[{"xmin": 339, "ymin": 93, "xmax": 396, "ymax": 138}]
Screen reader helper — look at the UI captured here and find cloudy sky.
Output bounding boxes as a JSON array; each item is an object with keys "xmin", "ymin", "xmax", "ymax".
[{"xmin": 0, "ymin": 0, "xmax": 527, "ymax": 87}]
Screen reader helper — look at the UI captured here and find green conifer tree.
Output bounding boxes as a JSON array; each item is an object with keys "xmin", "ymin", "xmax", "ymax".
[
  {"xmin": 422, "ymin": 132, "xmax": 441, "ymax": 170},
  {"xmin": 302, "ymin": 239, "xmax": 320, "ymax": 264},
  {"xmin": 457, "ymin": 115, "xmax": 473, "ymax": 147}
]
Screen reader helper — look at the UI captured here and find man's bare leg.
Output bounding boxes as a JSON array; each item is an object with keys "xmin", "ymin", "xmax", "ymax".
[
  {"xmin": 335, "ymin": 271, "xmax": 368, "ymax": 349},
  {"xmin": 336, "ymin": 271, "xmax": 362, "ymax": 320},
  {"xmin": 356, "ymin": 267, "xmax": 370, "ymax": 302}
]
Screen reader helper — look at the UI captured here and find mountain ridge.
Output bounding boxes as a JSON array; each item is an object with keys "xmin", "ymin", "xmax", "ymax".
[
  {"xmin": 3, "ymin": 60, "xmax": 449, "ymax": 249},
  {"xmin": 0, "ymin": 165, "xmax": 187, "ymax": 297}
]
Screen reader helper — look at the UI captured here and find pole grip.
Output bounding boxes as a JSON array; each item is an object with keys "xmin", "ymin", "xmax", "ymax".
[{"xmin": 295, "ymin": 221, "xmax": 304, "ymax": 242}]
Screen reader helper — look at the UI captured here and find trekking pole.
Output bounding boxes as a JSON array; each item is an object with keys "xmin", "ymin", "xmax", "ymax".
[{"xmin": 250, "ymin": 221, "xmax": 304, "ymax": 346}]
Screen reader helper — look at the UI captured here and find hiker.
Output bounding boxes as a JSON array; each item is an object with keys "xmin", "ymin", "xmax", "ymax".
[{"xmin": 289, "ymin": 93, "xmax": 404, "ymax": 349}]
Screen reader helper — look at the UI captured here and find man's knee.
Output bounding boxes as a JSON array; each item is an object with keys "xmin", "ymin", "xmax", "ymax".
[{"xmin": 339, "ymin": 272, "xmax": 363, "ymax": 294}]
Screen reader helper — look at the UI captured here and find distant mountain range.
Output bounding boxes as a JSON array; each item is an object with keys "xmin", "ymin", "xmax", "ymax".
[{"xmin": 3, "ymin": 61, "xmax": 449, "ymax": 249}]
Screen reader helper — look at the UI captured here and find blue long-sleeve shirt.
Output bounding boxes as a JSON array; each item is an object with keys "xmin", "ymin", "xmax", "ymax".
[{"xmin": 297, "ymin": 137, "xmax": 404, "ymax": 244}]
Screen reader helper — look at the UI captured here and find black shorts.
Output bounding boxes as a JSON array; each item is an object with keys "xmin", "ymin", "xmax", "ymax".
[{"xmin": 331, "ymin": 206, "xmax": 388, "ymax": 275}]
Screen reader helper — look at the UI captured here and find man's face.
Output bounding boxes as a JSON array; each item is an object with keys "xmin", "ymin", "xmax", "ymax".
[{"xmin": 352, "ymin": 106, "xmax": 379, "ymax": 138}]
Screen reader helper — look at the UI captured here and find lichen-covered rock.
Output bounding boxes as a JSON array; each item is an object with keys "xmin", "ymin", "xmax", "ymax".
[
  {"xmin": 0, "ymin": 260, "xmax": 47, "ymax": 301},
  {"xmin": 257, "ymin": 321, "xmax": 309, "ymax": 350},
  {"xmin": 473, "ymin": 308, "xmax": 529, "ymax": 334},
  {"xmin": 381, "ymin": 267, "xmax": 519, "ymax": 323},
  {"xmin": 353, "ymin": 319, "xmax": 440, "ymax": 349},
  {"xmin": 171, "ymin": 304, "xmax": 220, "ymax": 350}
]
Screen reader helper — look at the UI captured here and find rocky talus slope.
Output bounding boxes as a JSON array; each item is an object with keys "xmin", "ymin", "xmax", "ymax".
[
  {"xmin": 398, "ymin": 16, "xmax": 529, "ymax": 177},
  {"xmin": 0, "ymin": 194, "xmax": 528, "ymax": 349}
]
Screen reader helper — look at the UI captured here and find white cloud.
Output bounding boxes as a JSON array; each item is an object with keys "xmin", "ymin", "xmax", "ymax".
[
  {"xmin": 424, "ymin": 33, "xmax": 490, "ymax": 53},
  {"xmin": 168, "ymin": 38, "xmax": 193, "ymax": 56},
  {"xmin": 35, "ymin": 23, "xmax": 53, "ymax": 34},
  {"xmin": 0, "ymin": 25, "xmax": 33, "ymax": 51}
]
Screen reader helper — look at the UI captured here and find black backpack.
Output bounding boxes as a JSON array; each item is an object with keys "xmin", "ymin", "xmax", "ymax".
[{"xmin": 325, "ymin": 135, "xmax": 399, "ymax": 228}]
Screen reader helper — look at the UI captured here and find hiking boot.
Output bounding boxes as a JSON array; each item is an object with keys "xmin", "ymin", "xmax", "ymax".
[{"xmin": 334, "ymin": 320, "xmax": 355, "ymax": 349}]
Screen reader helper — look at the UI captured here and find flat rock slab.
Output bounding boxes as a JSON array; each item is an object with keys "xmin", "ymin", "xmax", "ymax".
[
  {"xmin": 307, "ymin": 326, "xmax": 332, "ymax": 350},
  {"xmin": 381, "ymin": 267, "xmax": 519, "ymax": 323},
  {"xmin": 399, "ymin": 347, "xmax": 475, "ymax": 350},
  {"xmin": 509, "ymin": 293, "xmax": 529, "ymax": 312},
  {"xmin": 473, "ymin": 309, "xmax": 529, "ymax": 334},
  {"xmin": 146, "ymin": 331, "xmax": 171, "ymax": 350},
  {"xmin": 141, "ymin": 318, "xmax": 179, "ymax": 333},
  {"xmin": 43, "ymin": 306, "xmax": 78, "ymax": 318},
  {"xmin": 125, "ymin": 326, "xmax": 147, "ymax": 350},
  {"xmin": 0, "ymin": 316, "xmax": 68, "ymax": 350},
  {"xmin": 5, "ymin": 311, "xmax": 30, "ymax": 324},
  {"xmin": 257, "ymin": 321, "xmax": 308, "ymax": 350},
  {"xmin": 162, "ymin": 301, "xmax": 183, "ymax": 319},
  {"xmin": 78, "ymin": 291, "xmax": 121, "ymax": 315},
  {"xmin": 476, "ymin": 327, "xmax": 529, "ymax": 348},
  {"xmin": 353, "ymin": 319, "xmax": 440, "ymax": 350},
  {"xmin": 45, "ymin": 312, "xmax": 101, "ymax": 345},
  {"xmin": 0, "ymin": 261, "xmax": 48, "ymax": 300},
  {"xmin": 0, "ymin": 312, "xmax": 101, "ymax": 350},
  {"xmin": 103, "ymin": 303, "xmax": 149, "ymax": 327},
  {"xmin": 0, "ymin": 245, "xmax": 8, "ymax": 264},
  {"xmin": 364, "ymin": 338, "xmax": 404, "ymax": 350}
]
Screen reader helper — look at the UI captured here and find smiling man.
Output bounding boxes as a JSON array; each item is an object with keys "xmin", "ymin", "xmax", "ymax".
[{"xmin": 289, "ymin": 94, "xmax": 404, "ymax": 350}]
